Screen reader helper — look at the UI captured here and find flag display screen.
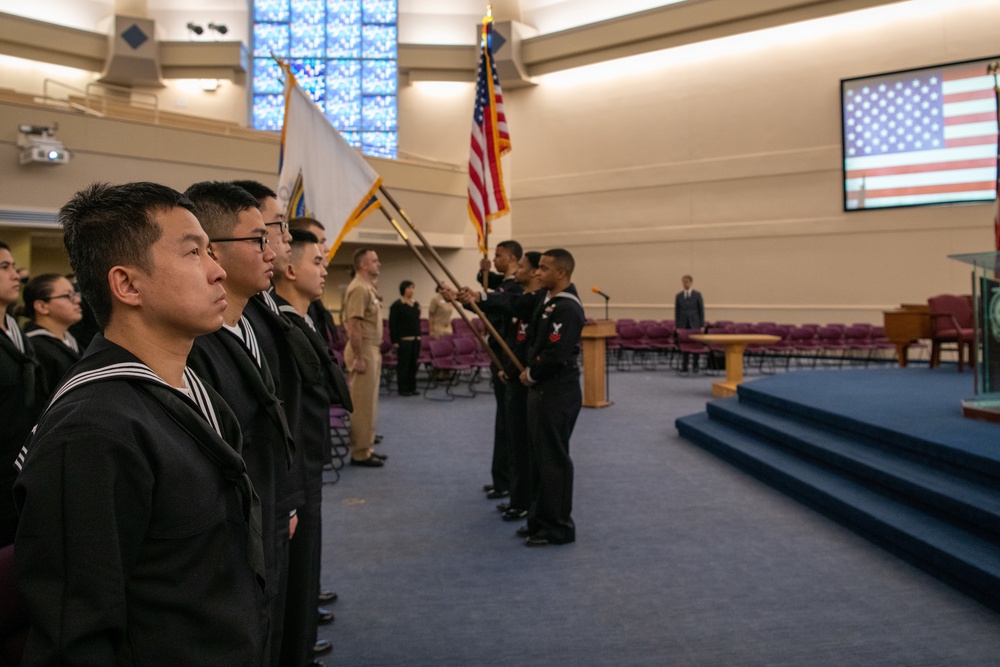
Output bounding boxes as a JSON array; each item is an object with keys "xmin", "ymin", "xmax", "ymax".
[{"xmin": 841, "ymin": 57, "xmax": 999, "ymax": 211}]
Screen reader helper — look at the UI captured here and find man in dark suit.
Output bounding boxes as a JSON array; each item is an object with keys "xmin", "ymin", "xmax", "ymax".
[{"xmin": 675, "ymin": 274, "xmax": 705, "ymax": 373}]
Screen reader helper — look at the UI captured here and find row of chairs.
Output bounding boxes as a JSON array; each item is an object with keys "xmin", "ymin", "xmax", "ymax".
[
  {"xmin": 610, "ymin": 320, "xmax": 909, "ymax": 372},
  {"xmin": 380, "ymin": 329, "xmax": 494, "ymax": 401}
]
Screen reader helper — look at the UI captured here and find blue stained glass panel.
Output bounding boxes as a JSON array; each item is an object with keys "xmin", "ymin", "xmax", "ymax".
[
  {"xmin": 291, "ymin": 59, "xmax": 325, "ymax": 101},
  {"xmin": 363, "ymin": 0, "xmax": 396, "ymax": 24},
  {"xmin": 291, "ymin": 0, "xmax": 324, "ymax": 24},
  {"xmin": 362, "ymin": 25, "xmax": 396, "ymax": 60},
  {"xmin": 253, "ymin": 57, "xmax": 285, "ymax": 94},
  {"xmin": 252, "ymin": 0, "xmax": 396, "ymax": 158},
  {"xmin": 362, "ymin": 132, "xmax": 397, "ymax": 159},
  {"xmin": 254, "ymin": 23, "xmax": 290, "ymax": 57},
  {"xmin": 329, "ymin": 0, "xmax": 362, "ymax": 26},
  {"xmin": 362, "ymin": 60, "xmax": 396, "ymax": 95},
  {"xmin": 327, "ymin": 60, "xmax": 361, "ymax": 95},
  {"xmin": 326, "ymin": 23, "xmax": 361, "ymax": 58},
  {"xmin": 291, "ymin": 23, "xmax": 324, "ymax": 57},
  {"xmin": 253, "ymin": 94, "xmax": 285, "ymax": 131},
  {"xmin": 255, "ymin": 0, "xmax": 289, "ymax": 23},
  {"xmin": 341, "ymin": 131, "xmax": 362, "ymax": 150},
  {"xmin": 326, "ymin": 101, "xmax": 361, "ymax": 130},
  {"xmin": 362, "ymin": 95, "xmax": 396, "ymax": 131}
]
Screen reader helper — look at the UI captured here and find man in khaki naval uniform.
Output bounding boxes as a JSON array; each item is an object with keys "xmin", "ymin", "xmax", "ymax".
[
  {"xmin": 343, "ymin": 247, "xmax": 386, "ymax": 467},
  {"xmin": 428, "ymin": 285, "xmax": 455, "ymax": 338}
]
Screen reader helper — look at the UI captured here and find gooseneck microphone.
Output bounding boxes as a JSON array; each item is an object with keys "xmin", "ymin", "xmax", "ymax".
[{"xmin": 592, "ymin": 286, "xmax": 610, "ymax": 321}]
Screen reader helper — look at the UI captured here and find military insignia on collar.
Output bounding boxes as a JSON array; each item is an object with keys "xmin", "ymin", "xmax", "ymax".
[{"xmin": 548, "ymin": 322, "xmax": 563, "ymax": 343}]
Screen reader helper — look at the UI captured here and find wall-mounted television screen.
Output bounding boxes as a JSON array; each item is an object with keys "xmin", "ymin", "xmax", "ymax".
[{"xmin": 842, "ymin": 57, "xmax": 999, "ymax": 211}]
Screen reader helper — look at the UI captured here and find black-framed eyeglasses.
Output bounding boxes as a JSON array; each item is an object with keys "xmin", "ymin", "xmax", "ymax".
[
  {"xmin": 43, "ymin": 291, "xmax": 80, "ymax": 302},
  {"xmin": 264, "ymin": 220, "xmax": 288, "ymax": 235},
  {"xmin": 209, "ymin": 235, "xmax": 269, "ymax": 253}
]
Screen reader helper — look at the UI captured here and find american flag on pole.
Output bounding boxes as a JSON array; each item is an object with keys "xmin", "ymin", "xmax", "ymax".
[
  {"xmin": 844, "ymin": 61, "xmax": 999, "ymax": 210},
  {"xmin": 468, "ymin": 17, "xmax": 511, "ymax": 254}
]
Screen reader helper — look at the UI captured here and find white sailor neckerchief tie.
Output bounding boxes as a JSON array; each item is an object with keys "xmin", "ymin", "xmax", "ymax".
[
  {"xmin": 3, "ymin": 313, "xmax": 25, "ymax": 353},
  {"xmin": 223, "ymin": 316, "xmax": 264, "ymax": 369},
  {"xmin": 260, "ymin": 289, "xmax": 281, "ymax": 315}
]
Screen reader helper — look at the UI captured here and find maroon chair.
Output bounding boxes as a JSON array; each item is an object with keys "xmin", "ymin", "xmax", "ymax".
[
  {"xmin": 424, "ymin": 339, "xmax": 472, "ymax": 400},
  {"xmin": 843, "ymin": 325, "xmax": 877, "ymax": 366},
  {"xmin": 675, "ymin": 328, "xmax": 709, "ymax": 372},
  {"xmin": 789, "ymin": 326, "xmax": 821, "ymax": 366},
  {"xmin": 816, "ymin": 326, "xmax": 849, "ymax": 366},
  {"xmin": 380, "ymin": 339, "xmax": 397, "ymax": 394},
  {"xmin": 870, "ymin": 325, "xmax": 904, "ymax": 363},
  {"xmin": 452, "ymin": 336, "xmax": 486, "ymax": 394},
  {"xmin": 645, "ymin": 324, "xmax": 676, "ymax": 366},
  {"xmin": 617, "ymin": 324, "xmax": 655, "ymax": 370},
  {"xmin": 928, "ymin": 294, "xmax": 975, "ymax": 372}
]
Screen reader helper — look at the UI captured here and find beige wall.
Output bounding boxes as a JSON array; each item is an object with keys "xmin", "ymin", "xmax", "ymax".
[
  {"xmin": 505, "ymin": 1, "xmax": 1000, "ymax": 324},
  {"xmin": 2, "ymin": 1, "xmax": 1000, "ymax": 324}
]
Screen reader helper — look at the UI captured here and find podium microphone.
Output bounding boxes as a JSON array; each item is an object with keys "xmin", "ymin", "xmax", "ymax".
[{"xmin": 592, "ymin": 286, "xmax": 610, "ymax": 320}]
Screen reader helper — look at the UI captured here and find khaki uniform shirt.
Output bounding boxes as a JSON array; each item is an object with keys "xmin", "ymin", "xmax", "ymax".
[
  {"xmin": 428, "ymin": 293, "xmax": 454, "ymax": 338},
  {"xmin": 343, "ymin": 276, "xmax": 383, "ymax": 346}
]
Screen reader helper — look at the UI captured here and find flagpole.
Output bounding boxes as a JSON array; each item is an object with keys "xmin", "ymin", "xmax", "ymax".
[
  {"xmin": 480, "ymin": 6, "xmax": 493, "ymax": 290},
  {"xmin": 376, "ymin": 206, "xmax": 509, "ymax": 372},
  {"xmin": 378, "ymin": 185, "xmax": 526, "ymax": 373}
]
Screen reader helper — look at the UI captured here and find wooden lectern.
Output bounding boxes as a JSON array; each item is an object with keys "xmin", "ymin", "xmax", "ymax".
[{"xmin": 581, "ymin": 320, "xmax": 616, "ymax": 408}]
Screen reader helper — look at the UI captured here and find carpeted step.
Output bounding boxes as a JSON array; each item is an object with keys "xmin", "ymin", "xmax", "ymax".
[
  {"xmin": 675, "ymin": 412, "xmax": 1000, "ymax": 611},
  {"xmin": 705, "ymin": 400, "xmax": 1000, "ymax": 538},
  {"xmin": 736, "ymin": 382, "xmax": 1000, "ymax": 481}
]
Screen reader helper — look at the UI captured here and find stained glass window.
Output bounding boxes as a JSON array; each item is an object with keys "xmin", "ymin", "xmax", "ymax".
[{"xmin": 252, "ymin": 0, "xmax": 397, "ymax": 158}]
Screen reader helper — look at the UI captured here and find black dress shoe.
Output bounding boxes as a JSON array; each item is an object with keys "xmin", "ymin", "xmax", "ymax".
[
  {"xmin": 524, "ymin": 535, "xmax": 551, "ymax": 547},
  {"xmin": 313, "ymin": 639, "xmax": 333, "ymax": 656},
  {"xmin": 496, "ymin": 502, "xmax": 510, "ymax": 513},
  {"xmin": 308, "ymin": 661, "xmax": 325, "ymax": 667},
  {"xmin": 483, "ymin": 484, "xmax": 495, "ymax": 492},
  {"xmin": 318, "ymin": 607, "xmax": 335, "ymax": 624},
  {"xmin": 374, "ymin": 434, "xmax": 384, "ymax": 444},
  {"xmin": 501, "ymin": 508, "xmax": 528, "ymax": 522},
  {"xmin": 350, "ymin": 456, "xmax": 384, "ymax": 467},
  {"xmin": 515, "ymin": 525, "xmax": 532, "ymax": 538},
  {"xmin": 372, "ymin": 452, "xmax": 388, "ymax": 461},
  {"xmin": 318, "ymin": 590, "xmax": 338, "ymax": 603},
  {"xmin": 486, "ymin": 489, "xmax": 509, "ymax": 499}
]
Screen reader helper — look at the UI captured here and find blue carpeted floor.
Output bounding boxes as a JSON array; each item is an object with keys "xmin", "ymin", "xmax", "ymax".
[{"xmin": 317, "ymin": 368, "xmax": 1000, "ymax": 666}]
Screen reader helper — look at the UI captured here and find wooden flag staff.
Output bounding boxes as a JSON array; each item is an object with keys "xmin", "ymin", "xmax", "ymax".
[
  {"xmin": 377, "ymin": 186, "xmax": 525, "ymax": 373},
  {"xmin": 376, "ymin": 206, "xmax": 509, "ymax": 373}
]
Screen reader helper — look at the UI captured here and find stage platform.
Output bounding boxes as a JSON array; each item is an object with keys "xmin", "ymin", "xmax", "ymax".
[{"xmin": 676, "ymin": 367, "xmax": 1000, "ymax": 612}]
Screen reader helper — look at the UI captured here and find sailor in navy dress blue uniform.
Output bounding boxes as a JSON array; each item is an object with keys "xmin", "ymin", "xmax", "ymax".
[{"xmin": 518, "ymin": 249, "xmax": 585, "ymax": 546}]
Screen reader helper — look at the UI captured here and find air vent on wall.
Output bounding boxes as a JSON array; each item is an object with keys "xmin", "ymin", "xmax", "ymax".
[
  {"xmin": 356, "ymin": 231, "xmax": 400, "ymax": 242},
  {"xmin": 0, "ymin": 209, "xmax": 60, "ymax": 227}
]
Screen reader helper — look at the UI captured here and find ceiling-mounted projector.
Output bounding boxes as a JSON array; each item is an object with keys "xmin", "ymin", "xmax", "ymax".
[{"xmin": 17, "ymin": 124, "xmax": 70, "ymax": 165}]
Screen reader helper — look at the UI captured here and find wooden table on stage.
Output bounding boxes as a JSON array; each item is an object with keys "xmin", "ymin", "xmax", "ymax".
[
  {"xmin": 581, "ymin": 320, "xmax": 616, "ymax": 408},
  {"xmin": 882, "ymin": 304, "xmax": 931, "ymax": 367},
  {"xmin": 690, "ymin": 334, "xmax": 781, "ymax": 398}
]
